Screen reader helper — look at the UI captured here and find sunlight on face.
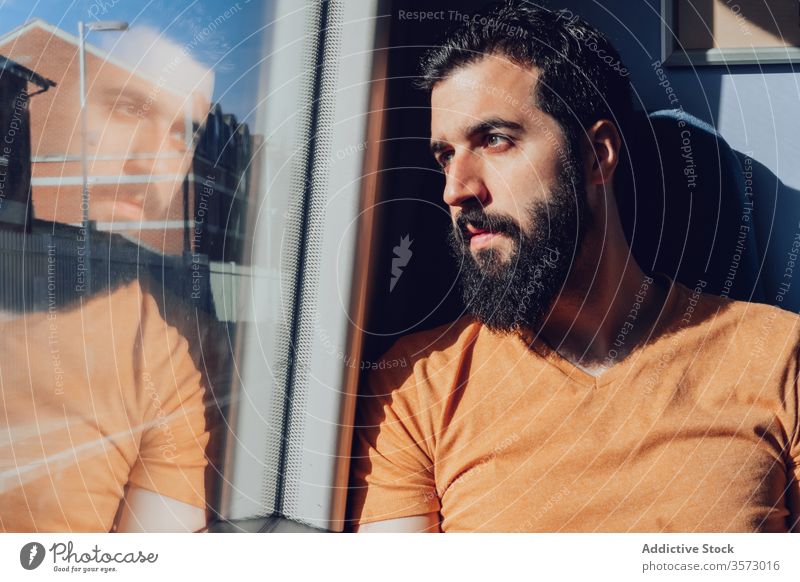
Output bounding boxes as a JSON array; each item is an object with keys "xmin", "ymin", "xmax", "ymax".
[{"xmin": 430, "ymin": 55, "xmax": 572, "ymax": 263}]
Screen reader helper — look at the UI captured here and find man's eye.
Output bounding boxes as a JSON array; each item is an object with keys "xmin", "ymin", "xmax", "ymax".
[
  {"xmin": 113, "ymin": 100, "xmax": 138, "ymax": 118},
  {"xmin": 437, "ymin": 151, "xmax": 454, "ymax": 169},
  {"xmin": 486, "ymin": 134, "xmax": 511, "ymax": 148}
]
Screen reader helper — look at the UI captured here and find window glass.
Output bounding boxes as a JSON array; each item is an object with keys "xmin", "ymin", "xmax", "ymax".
[{"xmin": 0, "ymin": 0, "xmax": 273, "ymax": 532}]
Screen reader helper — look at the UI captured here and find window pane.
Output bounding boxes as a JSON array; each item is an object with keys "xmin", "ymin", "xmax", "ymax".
[
  {"xmin": 0, "ymin": 0, "xmax": 272, "ymax": 532},
  {"xmin": 0, "ymin": 0, "xmax": 379, "ymax": 533}
]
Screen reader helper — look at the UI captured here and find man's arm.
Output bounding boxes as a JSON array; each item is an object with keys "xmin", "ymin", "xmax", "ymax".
[
  {"xmin": 355, "ymin": 512, "xmax": 441, "ymax": 533},
  {"xmin": 116, "ymin": 487, "xmax": 206, "ymax": 532},
  {"xmin": 121, "ymin": 286, "xmax": 210, "ymax": 533},
  {"xmin": 348, "ymin": 342, "xmax": 443, "ymax": 528}
]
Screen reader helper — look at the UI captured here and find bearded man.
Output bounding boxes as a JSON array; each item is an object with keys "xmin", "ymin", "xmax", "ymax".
[{"xmin": 347, "ymin": 2, "xmax": 800, "ymax": 532}]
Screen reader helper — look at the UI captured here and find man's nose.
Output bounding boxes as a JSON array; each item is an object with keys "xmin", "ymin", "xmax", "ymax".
[
  {"xmin": 120, "ymin": 118, "xmax": 160, "ymax": 176},
  {"xmin": 442, "ymin": 149, "xmax": 489, "ymax": 208}
]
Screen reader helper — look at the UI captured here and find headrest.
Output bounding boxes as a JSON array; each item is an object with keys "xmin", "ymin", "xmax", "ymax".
[{"xmin": 616, "ymin": 108, "xmax": 765, "ymax": 302}]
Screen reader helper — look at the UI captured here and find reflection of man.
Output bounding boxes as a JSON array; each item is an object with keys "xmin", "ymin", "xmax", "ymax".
[
  {"xmin": 349, "ymin": 3, "xmax": 800, "ymax": 532},
  {"xmin": 0, "ymin": 279, "xmax": 209, "ymax": 532},
  {"xmin": 80, "ymin": 28, "xmax": 213, "ymax": 254},
  {"xmin": 0, "ymin": 23, "xmax": 215, "ymax": 533},
  {"xmin": 84, "ymin": 78, "xmax": 208, "ymax": 243}
]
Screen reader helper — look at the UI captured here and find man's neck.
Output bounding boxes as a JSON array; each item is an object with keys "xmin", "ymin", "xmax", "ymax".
[{"xmin": 536, "ymin": 229, "xmax": 668, "ymax": 374}]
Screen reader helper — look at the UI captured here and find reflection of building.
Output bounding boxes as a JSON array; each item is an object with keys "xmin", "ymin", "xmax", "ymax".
[
  {"xmin": 0, "ymin": 19, "xmax": 251, "ymax": 260},
  {"xmin": 191, "ymin": 104, "xmax": 252, "ymax": 262},
  {"xmin": 0, "ymin": 55, "xmax": 53, "ymax": 228}
]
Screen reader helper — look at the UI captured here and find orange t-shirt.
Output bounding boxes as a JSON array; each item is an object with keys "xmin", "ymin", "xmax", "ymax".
[
  {"xmin": 0, "ymin": 281, "xmax": 208, "ymax": 532},
  {"xmin": 348, "ymin": 276, "xmax": 800, "ymax": 532}
]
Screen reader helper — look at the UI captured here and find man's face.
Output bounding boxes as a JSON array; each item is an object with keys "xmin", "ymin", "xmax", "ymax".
[
  {"xmin": 83, "ymin": 78, "xmax": 210, "ymax": 254},
  {"xmin": 87, "ymin": 83, "xmax": 206, "ymax": 221},
  {"xmin": 430, "ymin": 56, "xmax": 589, "ymax": 332}
]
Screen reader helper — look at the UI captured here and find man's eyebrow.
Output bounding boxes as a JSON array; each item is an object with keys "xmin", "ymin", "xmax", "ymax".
[
  {"xmin": 464, "ymin": 117, "xmax": 524, "ymax": 139},
  {"xmin": 429, "ymin": 117, "xmax": 525, "ymax": 156},
  {"xmin": 101, "ymin": 85, "xmax": 149, "ymax": 104}
]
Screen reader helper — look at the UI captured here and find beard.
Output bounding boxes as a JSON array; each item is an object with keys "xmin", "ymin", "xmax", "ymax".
[{"xmin": 447, "ymin": 159, "xmax": 590, "ymax": 334}]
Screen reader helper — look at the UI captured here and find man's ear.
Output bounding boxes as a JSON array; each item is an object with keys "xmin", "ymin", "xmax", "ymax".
[{"xmin": 582, "ymin": 119, "xmax": 622, "ymax": 189}]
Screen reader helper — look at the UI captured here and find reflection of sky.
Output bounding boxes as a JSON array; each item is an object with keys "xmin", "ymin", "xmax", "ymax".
[{"xmin": 0, "ymin": 0, "xmax": 272, "ymax": 124}]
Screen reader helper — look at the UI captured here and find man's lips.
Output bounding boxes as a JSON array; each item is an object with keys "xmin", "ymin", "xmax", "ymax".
[
  {"xmin": 465, "ymin": 224, "xmax": 504, "ymax": 249},
  {"xmin": 92, "ymin": 199, "xmax": 146, "ymax": 222}
]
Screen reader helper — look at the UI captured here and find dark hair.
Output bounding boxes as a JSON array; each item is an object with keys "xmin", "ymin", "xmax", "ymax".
[{"xmin": 418, "ymin": 1, "xmax": 633, "ymax": 171}]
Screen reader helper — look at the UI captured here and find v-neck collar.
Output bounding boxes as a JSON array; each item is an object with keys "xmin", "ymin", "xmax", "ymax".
[{"xmin": 514, "ymin": 273, "xmax": 686, "ymax": 388}]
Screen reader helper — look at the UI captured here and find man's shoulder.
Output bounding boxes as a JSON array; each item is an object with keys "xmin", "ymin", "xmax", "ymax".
[
  {"xmin": 695, "ymin": 285, "xmax": 800, "ymax": 330},
  {"xmin": 381, "ymin": 315, "xmax": 483, "ymax": 364},
  {"xmin": 684, "ymin": 282, "xmax": 800, "ymax": 354},
  {"xmin": 364, "ymin": 316, "xmax": 485, "ymax": 403}
]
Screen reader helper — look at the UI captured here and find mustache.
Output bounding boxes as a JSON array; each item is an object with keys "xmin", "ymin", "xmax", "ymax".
[{"xmin": 454, "ymin": 207, "xmax": 523, "ymax": 242}]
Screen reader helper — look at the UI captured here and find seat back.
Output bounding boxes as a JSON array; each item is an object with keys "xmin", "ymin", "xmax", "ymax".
[{"xmin": 616, "ymin": 108, "xmax": 765, "ymax": 302}]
